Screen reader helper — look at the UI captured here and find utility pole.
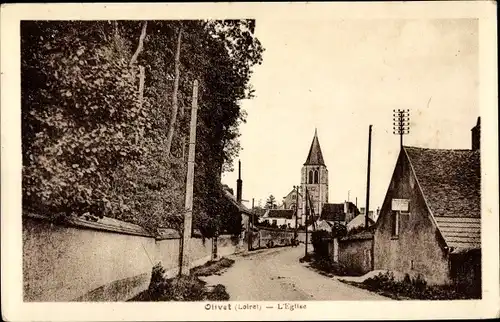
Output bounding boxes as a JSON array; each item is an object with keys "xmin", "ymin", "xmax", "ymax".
[
  {"xmin": 248, "ymin": 198, "xmax": 255, "ymax": 251},
  {"xmin": 393, "ymin": 109, "xmax": 410, "ymax": 148},
  {"xmin": 365, "ymin": 125, "xmax": 372, "ymax": 229},
  {"xmin": 179, "ymin": 79, "xmax": 199, "ymax": 276},
  {"xmin": 293, "ymin": 186, "xmax": 300, "ymax": 244},
  {"xmin": 305, "ymin": 188, "xmax": 309, "ymax": 256}
]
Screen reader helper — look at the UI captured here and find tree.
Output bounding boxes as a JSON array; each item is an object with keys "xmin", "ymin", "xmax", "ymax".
[
  {"xmin": 21, "ymin": 20, "xmax": 264, "ymax": 236},
  {"xmin": 265, "ymin": 195, "xmax": 277, "ymax": 209}
]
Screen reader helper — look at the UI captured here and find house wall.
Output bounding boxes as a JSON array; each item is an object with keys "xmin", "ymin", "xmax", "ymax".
[
  {"xmin": 373, "ymin": 151, "xmax": 451, "ymax": 285},
  {"xmin": 262, "ymin": 217, "xmax": 295, "ymax": 227},
  {"xmin": 23, "ymin": 215, "xmax": 243, "ymax": 302},
  {"xmin": 282, "ymin": 191, "xmax": 303, "ymax": 217},
  {"xmin": 338, "ymin": 238, "xmax": 373, "ymax": 275}
]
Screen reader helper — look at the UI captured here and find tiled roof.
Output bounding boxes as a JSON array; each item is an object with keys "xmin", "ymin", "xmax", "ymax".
[
  {"xmin": 223, "ymin": 190, "xmax": 253, "ymax": 214},
  {"xmin": 405, "ymin": 146, "xmax": 481, "ymax": 251},
  {"xmin": 341, "ymin": 229, "xmax": 374, "ymax": 241},
  {"xmin": 265, "ymin": 209, "xmax": 295, "ymax": 219},
  {"xmin": 304, "ymin": 129, "xmax": 326, "ymax": 166},
  {"xmin": 434, "ymin": 217, "xmax": 481, "ymax": 251},
  {"xmin": 321, "ymin": 203, "xmax": 345, "ymax": 221}
]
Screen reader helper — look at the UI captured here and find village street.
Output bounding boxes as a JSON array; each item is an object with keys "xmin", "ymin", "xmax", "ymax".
[{"xmin": 202, "ymin": 246, "xmax": 390, "ymax": 301}]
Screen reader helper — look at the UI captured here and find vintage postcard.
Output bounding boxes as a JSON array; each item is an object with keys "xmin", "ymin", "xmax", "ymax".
[{"xmin": 1, "ymin": 1, "xmax": 498, "ymax": 321}]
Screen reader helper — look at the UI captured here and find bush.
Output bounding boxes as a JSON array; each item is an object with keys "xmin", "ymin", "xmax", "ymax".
[
  {"xmin": 364, "ymin": 271, "xmax": 396, "ymax": 290},
  {"xmin": 361, "ymin": 272, "xmax": 478, "ymax": 300},
  {"xmin": 311, "ymin": 230, "xmax": 330, "ymax": 259},
  {"xmin": 206, "ymin": 284, "xmax": 230, "ymax": 301},
  {"xmin": 130, "ymin": 261, "xmax": 231, "ymax": 301}
]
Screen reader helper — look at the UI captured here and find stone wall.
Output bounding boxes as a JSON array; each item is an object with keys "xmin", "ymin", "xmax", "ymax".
[
  {"xmin": 23, "ymin": 214, "xmax": 243, "ymax": 302},
  {"xmin": 338, "ymin": 237, "xmax": 373, "ymax": 275}
]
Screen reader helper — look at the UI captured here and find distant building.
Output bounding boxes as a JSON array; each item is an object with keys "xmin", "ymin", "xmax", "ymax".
[
  {"xmin": 359, "ymin": 207, "xmax": 376, "ymax": 222},
  {"xmin": 320, "ymin": 201, "xmax": 360, "ymax": 226},
  {"xmin": 260, "ymin": 209, "xmax": 297, "ymax": 228},
  {"xmin": 346, "ymin": 214, "xmax": 375, "ymax": 232},
  {"xmin": 282, "ymin": 188, "xmax": 303, "ymax": 220},
  {"xmin": 301, "ymin": 129, "xmax": 329, "ymax": 222},
  {"xmin": 374, "ymin": 118, "xmax": 481, "ymax": 291},
  {"xmin": 309, "ymin": 201, "xmax": 360, "ymax": 232}
]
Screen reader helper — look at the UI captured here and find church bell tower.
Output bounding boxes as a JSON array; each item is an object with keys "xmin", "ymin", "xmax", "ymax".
[{"xmin": 301, "ymin": 129, "xmax": 328, "ymax": 223}]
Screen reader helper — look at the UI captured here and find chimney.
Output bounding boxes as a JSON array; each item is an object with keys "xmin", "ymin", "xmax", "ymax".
[
  {"xmin": 471, "ymin": 117, "xmax": 480, "ymax": 151},
  {"xmin": 236, "ymin": 160, "xmax": 242, "ymax": 203}
]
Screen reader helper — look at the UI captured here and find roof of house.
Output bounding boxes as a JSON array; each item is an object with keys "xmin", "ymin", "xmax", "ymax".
[
  {"xmin": 346, "ymin": 202, "xmax": 360, "ymax": 216},
  {"xmin": 404, "ymin": 146, "xmax": 481, "ymax": 251},
  {"xmin": 253, "ymin": 208, "xmax": 267, "ymax": 217},
  {"xmin": 347, "ymin": 214, "xmax": 375, "ymax": 231},
  {"xmin": 310, "ymin": 219, "xmax": 333, "ymax": 232},
  {"xmin": 304, "ymin": 129, "xmax": 326, "ymax": 166},
  {"xmin": 264, "ymin": 209, "xmax": 295, "ymax": 219},
  {"xmin": 223, "ymin": 190, "xmax": 253, "ymax": 215},
  {"xmin": 341, "ymin": 228, "xmax": 375, "ymax": 242},
  {"xmin": 321, "ymin": 203, "xmax": 345, "ymax": 221}
]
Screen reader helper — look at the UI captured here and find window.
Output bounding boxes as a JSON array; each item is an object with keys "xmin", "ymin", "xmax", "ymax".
[
  {"xmin": 314, "ymin": 170, "xmax": 319, "ymax": 184},
  {"xmin": 392, "ymin": 211, "xmax": 399, "ymax": 237},
  {"xmin": 272, "ymin": 219, "xmax": 277, "ymax": 226},
  {"xmin": 308, "ymin": 170, "xmax": 313, "ymax": 184}
]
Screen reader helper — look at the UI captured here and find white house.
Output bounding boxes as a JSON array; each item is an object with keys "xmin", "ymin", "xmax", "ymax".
[{"xmin": 260, "ymin": 209, "xmax": 297, "ymax": 228}]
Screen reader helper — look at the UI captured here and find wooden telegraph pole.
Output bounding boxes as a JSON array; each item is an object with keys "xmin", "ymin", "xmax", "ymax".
[
  {"xmin": 365, "ymin": 125, "xmax": 372, "ymax": 229},
  {"xmin": 179, "ymin": 80, "xmax": 199, "ymax": 276},
  {"xmin": 294, "ymin": 186, "xmax": 299, "ymax": 244},
  {"xmin": 304, "ymin": 187, "xmax": 309, "ymax": 256},
  {"xmin": 393, "ymin": 109, "xmax": 410, "ymax": 148}
]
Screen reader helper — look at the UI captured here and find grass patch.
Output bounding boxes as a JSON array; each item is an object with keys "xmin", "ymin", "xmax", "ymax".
[
  {"xmin": 128, "ymin": 259, "xmax": 233, "ymax": 302},
  {"xmin": 340, "ymin": 271, "xmax": 480, "ymax": 300},
  {"xmin": 190, "ymin": 257, "xmax": 235, "ymax": 276}
]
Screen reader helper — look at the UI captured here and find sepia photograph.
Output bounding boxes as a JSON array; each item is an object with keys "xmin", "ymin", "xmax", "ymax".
[{"xmin": 1, "ymin": 2, "xmax": 498, "ymax": 321}]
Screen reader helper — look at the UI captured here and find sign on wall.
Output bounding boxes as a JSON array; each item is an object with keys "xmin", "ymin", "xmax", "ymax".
[{"xmin": 392, "ymin": 198, "xmax": 409, "ymax": 211}]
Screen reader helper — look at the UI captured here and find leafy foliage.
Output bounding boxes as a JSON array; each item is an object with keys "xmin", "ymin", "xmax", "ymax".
[
  {"xmin": 311, "ymin": 230, "xmax": 330, "ymax": 259},
  {"xmin": 21, "ymin": 20, "xmax": 264, "ymax": 235},
  {"xmin": 130, "ymin": 261, "xmax": 231, "ymax": 301},
  {"xmin": 361, "ymin": 271, "xmax": 479, "ymax": 300},
  {"xmin": 265, "ymin": 195, "xmax": 277, "ymax": 209}
]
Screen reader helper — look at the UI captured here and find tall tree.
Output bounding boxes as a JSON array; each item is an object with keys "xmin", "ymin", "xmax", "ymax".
[
  {"xmin": 21, "ymin": 20, "xmax": 264, "ymax": 236},
  {"xmin": 265, "ymin": 195, "xmax": 277, "ymax": 209}
]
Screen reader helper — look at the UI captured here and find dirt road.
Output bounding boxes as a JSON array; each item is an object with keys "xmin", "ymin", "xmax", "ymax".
[{"xmin": 202, "ymin": 246, "xmax": 390, "ymax": 301}]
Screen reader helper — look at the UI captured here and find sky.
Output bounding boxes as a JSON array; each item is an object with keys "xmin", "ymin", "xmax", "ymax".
[{"xmin": 221, "ymin": 18, "xmax": 479, "ymax": 213}]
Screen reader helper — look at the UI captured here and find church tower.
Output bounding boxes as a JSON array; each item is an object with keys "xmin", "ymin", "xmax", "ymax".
[{"xmin": 301, "ymin": 129, "xmax": 328, "ymax": 223}]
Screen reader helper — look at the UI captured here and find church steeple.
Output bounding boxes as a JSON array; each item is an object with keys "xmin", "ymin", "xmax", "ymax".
[
  {"xmin": 304, "ymin": 128, "xmax": 325, "ymax": 166},
  {"xmin": 301, "ymin": 129, "xmax": 329, "ymax": 219}
]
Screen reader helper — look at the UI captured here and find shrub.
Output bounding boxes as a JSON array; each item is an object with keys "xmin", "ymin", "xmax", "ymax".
[
  {"xmin": 361, "ymin": 272, "xmax": 479, "ymax": 300},
  {"xmin": 363, "ymin": 271, "xmax": 396, "ymax": 290},
  {"xmin": 311, "ymin": 230, "xmax": 330, "ymax": 259},
  {"xmin": 206, "ymin": 284, "xmax": 230, "ymax": 301},
  {"xmin": 131, "ymin": 263, "xmax": 218, "ymax": 301}
]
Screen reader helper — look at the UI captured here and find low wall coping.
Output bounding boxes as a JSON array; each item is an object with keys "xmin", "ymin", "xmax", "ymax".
[{"xmin": 24, "ymin": 211, "xmax": 153, "ymax": 237}]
